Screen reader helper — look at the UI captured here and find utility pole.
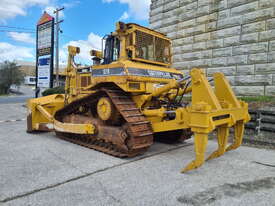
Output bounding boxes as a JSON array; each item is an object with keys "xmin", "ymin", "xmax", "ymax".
[{"xmin": 54, "ymin": 7, "xmax": 64, "ymax": 87}]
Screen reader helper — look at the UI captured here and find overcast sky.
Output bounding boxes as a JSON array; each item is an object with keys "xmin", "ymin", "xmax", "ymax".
[{"xmin": 0, "ymin": 0, "xmax": 150, "ymax": 64}]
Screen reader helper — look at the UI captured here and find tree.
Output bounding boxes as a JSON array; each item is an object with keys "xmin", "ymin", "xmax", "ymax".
[{"xmin": 0, "ymin": 61, "xmax": 24, "ymax": 94}]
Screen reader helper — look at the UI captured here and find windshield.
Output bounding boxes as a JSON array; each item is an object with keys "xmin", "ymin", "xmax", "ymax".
[{"xmin": 135, "ymin": 31, "xmax": 171, "ymax": 65}]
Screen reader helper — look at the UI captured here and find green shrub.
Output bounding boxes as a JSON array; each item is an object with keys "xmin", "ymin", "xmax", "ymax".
[
  {"xmin": 42, "ymin": 86, "xmax": 65, "ymax": 96},
  {"xmin": 0, "ymin": 61, "xmax": 23, "ymax": 94},
  {"xmin": 239, "ymin": 96, "xmax": 275, "ymax": 103}
]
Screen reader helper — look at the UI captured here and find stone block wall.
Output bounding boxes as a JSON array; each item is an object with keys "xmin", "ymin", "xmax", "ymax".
[{"xmin": 149, "ymin": 0, "xmax": 275, "ymax": 96}]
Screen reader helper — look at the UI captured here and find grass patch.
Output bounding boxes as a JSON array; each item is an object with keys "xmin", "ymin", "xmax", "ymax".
[
  {"xmin": 239, "ymin": 96, "xmax": 275, "ymax": 103},
  {"xmin": 0, "ymin": 94, "xmax": 9, "ymax": 97}
]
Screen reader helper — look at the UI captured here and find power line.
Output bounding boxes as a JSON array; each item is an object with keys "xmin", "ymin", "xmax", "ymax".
[
  {"xmin": 0, "ymin": 30, "xmax": 35, "ymax": 33},
  {"xmin": 0, "ymin": 26, "xmax": 35, "ymax": 31}
]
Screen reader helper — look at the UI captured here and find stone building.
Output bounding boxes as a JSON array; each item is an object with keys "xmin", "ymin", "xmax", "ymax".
[{"xmin": 149, "ymin": 0, "xmax": 275, "ymax": 96}]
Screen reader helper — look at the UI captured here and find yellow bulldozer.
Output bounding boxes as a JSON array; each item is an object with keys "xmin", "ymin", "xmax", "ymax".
[{"xmin": 27, "ymin": 22, "xmax": 250, "ymax": 173}]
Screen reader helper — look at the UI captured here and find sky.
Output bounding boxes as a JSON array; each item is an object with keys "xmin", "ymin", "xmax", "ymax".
[{"xmin": 0, "ymin": 0, "xmax": 150, "ymax": 64}]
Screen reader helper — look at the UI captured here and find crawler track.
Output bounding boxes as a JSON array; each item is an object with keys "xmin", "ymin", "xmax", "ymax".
[{"xmin": 55, "ymin": 87, "xmax": 154, "ymax": 157}]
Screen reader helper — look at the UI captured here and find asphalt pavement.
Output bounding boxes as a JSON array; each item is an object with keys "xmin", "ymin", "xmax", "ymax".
[
  {"xmin": 0, "ymin": 104, "xmax": 275, "ymax": 206},
  {"xmin": 0, "ymin": 96, "xmax": 32, "ymax": 104},
  {"xmin": 0, "ymin": 86, "xmax": 34, "ymax": 104}
]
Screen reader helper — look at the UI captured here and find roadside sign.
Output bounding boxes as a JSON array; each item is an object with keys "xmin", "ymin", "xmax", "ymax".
[
  {"xmin": 37, "ymin": 55, "xmax": 51, "ymax": 88},
  {"xmin": 35, "ymin": 12, "xmax": 54, "ymax": 96}
]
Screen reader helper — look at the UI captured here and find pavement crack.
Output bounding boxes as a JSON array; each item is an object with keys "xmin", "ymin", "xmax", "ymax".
[
  {"xmin": 177, "ymin": 177, "xmax": 275, "ymax": 205},
  {"xmin": 96, "ymin": 179, "xmax": 125, "ymax": 206},
  {"xmin": 0, "ymin": 143, "xmax": 192, "ymax": 203},
  {"xmin": 46, "ymin": 149, "xmax": 86, "ymax": 173},
  {"xmin": 252, "ymin": 161, "xmax": 275, "ymax": 168}
]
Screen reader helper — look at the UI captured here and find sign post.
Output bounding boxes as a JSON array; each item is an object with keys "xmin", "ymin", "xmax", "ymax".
[{"xmin": 35, "ymin": 12, "xmax": 54, "ymax": 97}]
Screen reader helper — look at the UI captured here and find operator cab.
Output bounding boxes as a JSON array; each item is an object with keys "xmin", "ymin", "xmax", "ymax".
[{"xmin": 91, "ymin": 22, "xmax": 172, "ymax": 67}]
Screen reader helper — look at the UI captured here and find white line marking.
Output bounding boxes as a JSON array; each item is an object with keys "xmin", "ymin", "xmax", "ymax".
[{"xmin": 0, "ymin": 118, "xmax": 26, "ymax": 123}]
